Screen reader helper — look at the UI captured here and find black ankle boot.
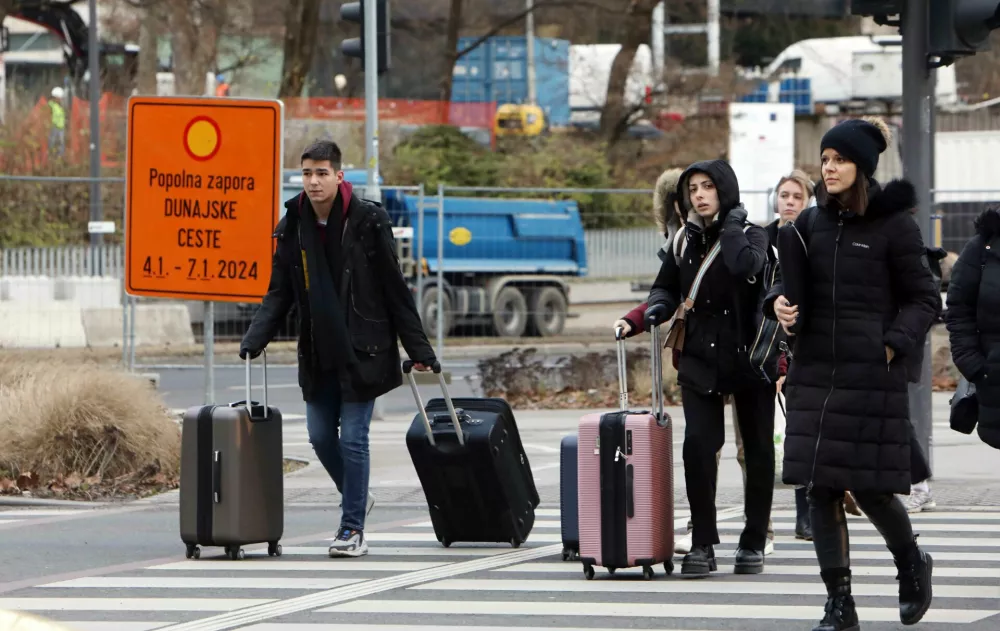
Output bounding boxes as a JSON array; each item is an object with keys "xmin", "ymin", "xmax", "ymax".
[
  {"xmin": 795, "ymin": 487, "xmax": 813, "ymax": 541},
  {"xmin": 890, "ymin": 537, "xmax": 934, "ymax": 625},
  {"xmin": 813, "ymin": 568, "xmax": 860, "ymax": 631},
  {"xmin": 680, "ymin": 544, "xmax": 716, "ymax": 578}
]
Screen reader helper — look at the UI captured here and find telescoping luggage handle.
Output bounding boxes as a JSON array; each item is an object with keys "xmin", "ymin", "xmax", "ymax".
[
  {"xmin": 232, "ymin": 349, "xmax": 268, "ymax": 418},
  {"xmin": 403, "ymin": 360, "xmax": 464, "ymax": 447},
  {"xmin": 615, "ymin": 325, "xmax": 668, "ymax": 427}
]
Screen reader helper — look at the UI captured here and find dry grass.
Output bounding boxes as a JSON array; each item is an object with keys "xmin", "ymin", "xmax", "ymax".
[
  {"xmin": 629, "ymin": 354, "xmax": 682, "ymax": 407},
  {"xmin": 0, "ymin": 358, "xmax": 180, "ymax": 495}
]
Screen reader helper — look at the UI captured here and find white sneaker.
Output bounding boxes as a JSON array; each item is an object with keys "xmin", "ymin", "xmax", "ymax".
[
  {"xmin": 675, "ymin": 532, "xmax": 692, "ymax": 555},
  {"xmin": 898, "ymin": 489, "xmax": 936, "ymax": 513},
  {"xmin": 329, "ymin": 528, "xmax": 368, "ymax": 558},
  {"xmin": 764, "ymin": 537, "xmax": 774, "ymax": 556}
]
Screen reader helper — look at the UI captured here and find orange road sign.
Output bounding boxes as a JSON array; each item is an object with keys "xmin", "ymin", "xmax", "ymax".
[{"xmin": 124, "ymin": 96, "xmax": 284, "ymax": 303}]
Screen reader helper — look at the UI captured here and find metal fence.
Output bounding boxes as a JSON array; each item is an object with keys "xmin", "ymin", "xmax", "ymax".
[{"xmin": 1, "ymin": 174, "xmax": 997, "ymax": 359}]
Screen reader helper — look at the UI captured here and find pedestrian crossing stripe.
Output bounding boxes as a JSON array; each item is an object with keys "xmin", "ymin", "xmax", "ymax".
[
  {"xmin": 315, "ymin": 600, "xmax": 997, "ymax": 624},
  {"xmin": 2, "ymin": 509, "xmax": 997, "ymax": 631}
]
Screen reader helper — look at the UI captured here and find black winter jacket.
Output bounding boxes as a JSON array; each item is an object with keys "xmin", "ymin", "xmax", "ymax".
[
  {"xmin": 241, "ymin": 185, "xmax": 435, "ymax": 402},
  {"xmin": 764, "ymin": 179, "xmax": 939, "ymax": 494},
  {"xmin": 945, "ymin": 206, "xmax": 1000, "ymax": 450},
  {"xmin": 647, "ymin": 159, "xmax": 771, "ymax": 396}
]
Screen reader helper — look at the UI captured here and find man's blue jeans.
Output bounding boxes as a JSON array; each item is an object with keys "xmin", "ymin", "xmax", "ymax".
[{"xmin": 305, "ymin": 372, "xmax": 375, "ymax": 532}]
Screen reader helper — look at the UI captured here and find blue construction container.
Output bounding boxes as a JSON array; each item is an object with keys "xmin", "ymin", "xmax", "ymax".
[
  {"xmin": 739, "ymin": 77, "xmax": 813, "ymax": 115},
  {"xmin": 452, "ymin": 36, "xmax": 571, "ymax": 127}
]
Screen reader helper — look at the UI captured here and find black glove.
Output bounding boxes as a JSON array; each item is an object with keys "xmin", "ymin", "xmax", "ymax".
[
  {"xmin": 724, "ymin": 205, "xmax": 748, "ymax": 226},
  {"xmin": 644, "ymin": 303, "xmax": 670, "ymax": 327},
  {"xmin": 239, "ymin": 346, "xmax": 262, "ymax": 360}
]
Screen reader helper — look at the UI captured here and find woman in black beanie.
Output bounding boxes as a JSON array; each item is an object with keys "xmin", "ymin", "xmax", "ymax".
[{"xmin": 763, "ymin": 117, "xmax": 940, "ymax": 631}]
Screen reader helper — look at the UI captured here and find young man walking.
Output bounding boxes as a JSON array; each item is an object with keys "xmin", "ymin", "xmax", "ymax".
[{"xmin": 240, "ymin": 140, "xmax": 436, "ymax": 557}]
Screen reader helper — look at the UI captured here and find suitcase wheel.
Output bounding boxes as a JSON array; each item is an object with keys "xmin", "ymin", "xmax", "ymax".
[
  {"xmin": 440, "ymin": 539, "xmax": 452, "ymax": 548},
  {"xmin": 185, "ymin": 544, "xmax": 201, "ymax": 560},
  {"xmin": 510, "ymin": 538, "xmax": 521, "ymax": 549},
  {"xmin": 663, "ymin": 559, "xmax": 674, "ymax": 576},
  {"xmin": 642, "ymin": 565, "xmax": 654, "ymax": 581},
  {"xmin": 268, "ymin": 542, "xmax": 282, "ymax": 557},
  {"xmin": 607, "ymin": 567, "xmax": 616, "ymax": 576},
  {"xmin": 225, "ymin": 545, "xmax": 245, "ymax": 560},
  {"xmin": 583, "ymin": 564, "xmax": 595, "ymax": 580}
]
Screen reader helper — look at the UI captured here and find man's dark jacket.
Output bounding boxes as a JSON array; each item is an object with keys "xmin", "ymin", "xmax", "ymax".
[{"xmin": 241, "ymin": 181, "xmax": 435, "ymax": 402}]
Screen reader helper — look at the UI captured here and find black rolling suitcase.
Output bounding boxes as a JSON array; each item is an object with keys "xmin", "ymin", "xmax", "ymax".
[
  {"xmin": 403, "ymin": 360, "xmax": 539, "ymax": 548},
  {"xmin": 559, "ymin": 434, "xmax": 579, "ymax": 561}
]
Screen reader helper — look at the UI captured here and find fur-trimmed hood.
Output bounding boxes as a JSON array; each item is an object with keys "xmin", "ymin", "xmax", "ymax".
[
  {"xmin": 975, "ymin": 206, "xmax": 1000, "ymax": 239},
  {"xmin": 653, "ymin": 168, "xmax": 684, "ymax": 239},
  {"xmin": 817, "ymin": 177, "xmax": 917, "ymax": 219}
]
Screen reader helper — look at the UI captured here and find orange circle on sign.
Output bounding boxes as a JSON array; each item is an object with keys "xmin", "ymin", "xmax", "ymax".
[{"xmin": 183, "ymin": 116, "xmax": 221, "ymax": 161}]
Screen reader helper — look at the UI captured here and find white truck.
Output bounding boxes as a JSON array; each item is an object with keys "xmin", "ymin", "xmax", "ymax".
[{"xmin": 753, "ymin": 35, "xmax": 958, "ymax": 108}]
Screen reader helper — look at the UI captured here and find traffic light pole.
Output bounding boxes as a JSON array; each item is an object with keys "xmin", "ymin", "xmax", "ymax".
[
  {"xmin": 363, "ymin": 0, "xmax": 381, "ymax": 201},
  {"xmin": 901, "ymin": 0, "xmax": 935, "ymax": 477}
]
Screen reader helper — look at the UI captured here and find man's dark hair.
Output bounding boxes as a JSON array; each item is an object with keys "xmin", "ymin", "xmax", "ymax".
[{"xmin": 301, "ymin": 140, "xmax": 342, "ymax": 170}]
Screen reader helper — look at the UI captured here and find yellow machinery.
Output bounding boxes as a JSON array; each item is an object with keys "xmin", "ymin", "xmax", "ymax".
[{"xmin": 494, "ymin": 104, "xmax": 547, "ymax": 137}]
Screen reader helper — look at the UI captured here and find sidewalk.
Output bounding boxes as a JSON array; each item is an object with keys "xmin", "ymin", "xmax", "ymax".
[{"xmin": 244, "ymin": 391, "xmax": 998, "ymax": 510}]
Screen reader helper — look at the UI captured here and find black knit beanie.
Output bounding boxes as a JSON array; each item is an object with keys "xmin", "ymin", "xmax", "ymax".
[{"xmin": 820, "ymin": 119, "xmax": 888, "ymax": 179}]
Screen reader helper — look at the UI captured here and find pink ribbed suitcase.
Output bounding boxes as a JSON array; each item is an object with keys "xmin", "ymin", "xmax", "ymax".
[{"xmin": 577, "ymin": 323, "xmax": 674, "ymax": 580}]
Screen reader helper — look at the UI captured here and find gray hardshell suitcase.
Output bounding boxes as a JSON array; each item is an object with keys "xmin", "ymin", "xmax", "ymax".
[{"xmin": 179, "ymin": 351, "xmax": 283, "ymax": 560}]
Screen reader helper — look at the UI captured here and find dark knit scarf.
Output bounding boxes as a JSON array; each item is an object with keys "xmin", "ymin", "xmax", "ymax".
[{"xmin": 298, "ymin": 200, "xmax": 359, "ymax": 373}]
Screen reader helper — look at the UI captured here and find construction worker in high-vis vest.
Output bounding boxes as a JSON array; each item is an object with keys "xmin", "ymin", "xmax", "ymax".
[{"xmin": 48, "ymin": 86, "xmax": 66, "ymax": 158}]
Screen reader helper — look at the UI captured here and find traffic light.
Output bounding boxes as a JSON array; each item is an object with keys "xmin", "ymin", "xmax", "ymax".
[
  {"xmin": 929, "ymin": 0, "xmax": 1000, "ymax": 61},
  {"xmin": 340, "ymin": 0, "xmax": 391, "ymax": 74}
]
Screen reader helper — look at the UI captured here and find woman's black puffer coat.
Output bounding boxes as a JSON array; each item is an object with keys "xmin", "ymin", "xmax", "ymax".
[
  {"xmin": 764, "ymin": 178, "xmax": 939, "ymax": 494},
  {"xmin": 647, "ymin": 159, "xmax": 770, "ymax": 396},
  {"xmin": 945, "ymin": 206, "xmax": 1000, "ymax": 450}
]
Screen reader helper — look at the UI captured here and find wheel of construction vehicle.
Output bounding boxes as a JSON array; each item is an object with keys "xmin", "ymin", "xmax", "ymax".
[
  {"xmin": 528, "ymin": 286, "xmax": 568, "ymax": 337},
  {"xmin": 420, "ymin": 286, "xmax": 454, "ymax": 339},
  {"xmin": 492, "ymin": 286, "xmax": 528, "ymax": 338}
]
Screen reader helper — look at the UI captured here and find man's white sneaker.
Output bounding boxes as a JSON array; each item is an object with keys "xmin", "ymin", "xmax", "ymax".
[
  {"xmin": 328, "ymin": 528, "xmax": 368, "ymax": 558},
  {"xmin": 764, "ymin": 537, "xmax": 774, "ymax": 556},
  {"xmin": 675, "ymin": 532, "xmax": 692, "ymax": 555},
  {"xmin": 899, "ymin": 489, "xmax": 936, "ymax": 513}
]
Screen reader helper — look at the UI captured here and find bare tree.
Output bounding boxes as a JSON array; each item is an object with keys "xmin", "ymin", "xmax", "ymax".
[
  {"xmin": 279, "ymin": 0, "xmax": 322, "ymax": 97},
  {"xmin": 599, "ymin": 0, "xmax": 658, "ymax": 145}
]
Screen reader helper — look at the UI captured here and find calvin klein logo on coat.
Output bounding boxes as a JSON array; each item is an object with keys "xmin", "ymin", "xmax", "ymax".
[{"xmin": 852, "ymin": 242, "xmax": 870, "ymax": 249}]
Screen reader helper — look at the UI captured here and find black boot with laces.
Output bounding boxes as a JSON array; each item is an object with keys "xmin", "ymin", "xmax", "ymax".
[
  {"xmin": 890, "ymin": 537, "xmax": 934, "ymax": 625},
  {"xmin": 813, "ymin": 568, "xmax": 859, "ymax": 631}
]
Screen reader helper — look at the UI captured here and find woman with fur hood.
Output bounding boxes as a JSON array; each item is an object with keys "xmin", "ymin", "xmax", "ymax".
[
  {"xmin": 946, "ymin": 205, "xmax": 1000, "ymax": 451},
  {"xmin": 768, "ymin": 117, "xmax": 939, "ymax": 630}
]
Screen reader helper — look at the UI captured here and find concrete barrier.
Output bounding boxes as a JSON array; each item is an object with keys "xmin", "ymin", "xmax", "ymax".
[
  {"xmin": 54, "ymin": 276, "xmax": 121, "ymax": 309},
  {"xmin": 0, "ymin": 276, "xmax": 55, "ymax": 302},
  {"xmin": 0, "ymin": 302, "xmax": 88, "ymax": 348},
  {"xmin": 82, "ymin": 304, "xmax": 196, "ymax": 347}
]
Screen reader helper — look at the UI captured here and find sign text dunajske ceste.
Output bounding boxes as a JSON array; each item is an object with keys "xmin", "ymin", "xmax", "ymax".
[{"xmin": 124, "ymin": 97, "xmax": 283, "ymax": 303}]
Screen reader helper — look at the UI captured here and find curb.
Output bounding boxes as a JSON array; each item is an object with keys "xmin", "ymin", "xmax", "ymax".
[{"xmin": 0, "ymin": 496, "xmax": 112, "ymax": 508}]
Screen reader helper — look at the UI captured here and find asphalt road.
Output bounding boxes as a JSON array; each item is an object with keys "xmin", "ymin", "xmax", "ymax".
[
  {"xmin": 1, "ymin": 384, "xmax": 997, "ymax": 631},
  {"xmin": 1, "ymin": 498, "xmax": 998, "ymax": 631}
]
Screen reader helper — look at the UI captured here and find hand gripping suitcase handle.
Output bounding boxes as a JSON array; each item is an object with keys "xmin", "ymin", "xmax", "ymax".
[
  {"xmin": 240, "ymin": 349, "xmax": 268, "ymax": 419},
  {"xmin": 403, "ymin": 360, "xmax": 465, "ymax": 447},
  {"xmin": 615, "ymin": 326, "xmax": 628, "ymax": 412}
]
